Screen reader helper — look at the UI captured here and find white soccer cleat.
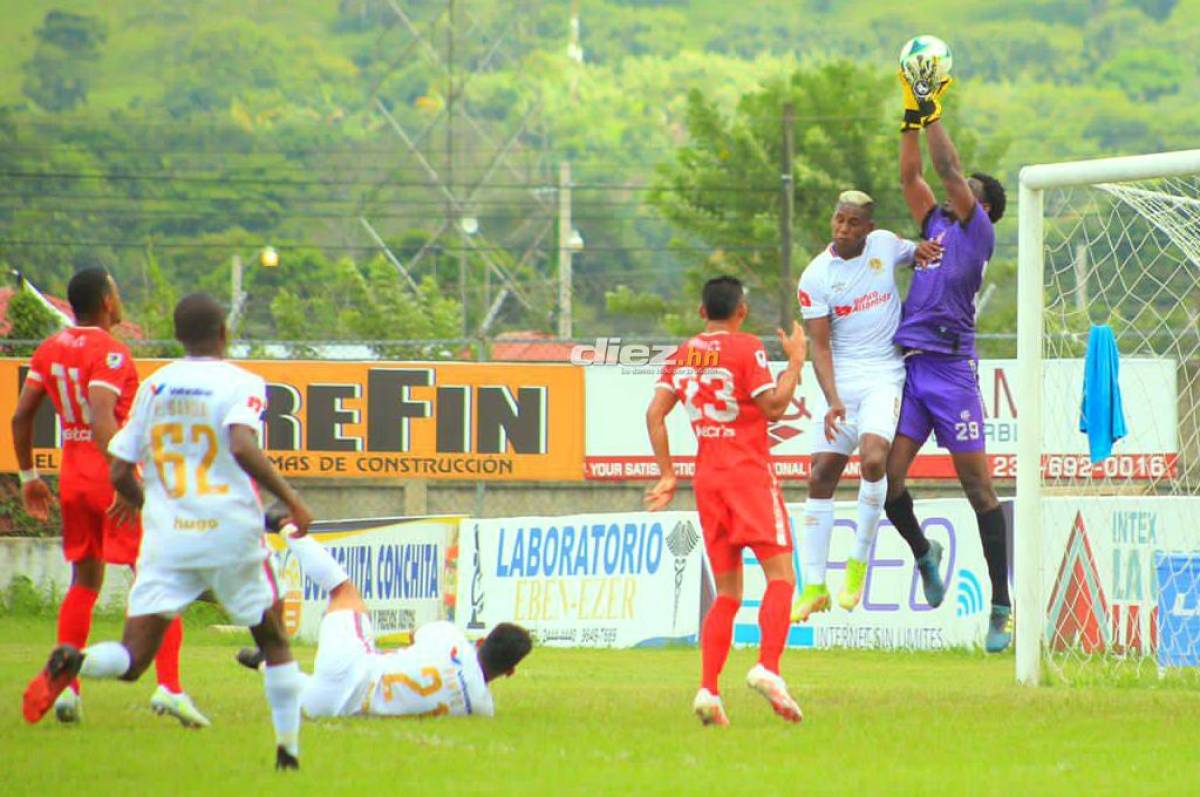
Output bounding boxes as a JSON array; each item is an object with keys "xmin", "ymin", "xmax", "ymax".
[
  {"xmin": 746, "ymin": 664, "xmax": 803, "ymax": 723},
  {"xmin": 692, "ymin": 688, "xmax": 729, "ymax": 727},
  {"xmin": 53, "ymin": 688, "xmax": 81, "ymax": 723},
  {"xmin": 150, "ymin": 685, "xmax": 211, "ymax": 729}
]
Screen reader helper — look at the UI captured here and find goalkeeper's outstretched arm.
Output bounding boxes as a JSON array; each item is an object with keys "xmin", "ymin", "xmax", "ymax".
[
  {"xmin": 900, "ymin": 130, "xmax": 936, "ymax": 228},
  {"xmin": 925, "ymin": 120, "xmax": 977, "ymax": 223}
]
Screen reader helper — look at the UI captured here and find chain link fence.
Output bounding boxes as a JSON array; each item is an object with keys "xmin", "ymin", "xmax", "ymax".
[{"xmin": 2, "ymin": 333, "xmax": 1021, "ymax": 362}]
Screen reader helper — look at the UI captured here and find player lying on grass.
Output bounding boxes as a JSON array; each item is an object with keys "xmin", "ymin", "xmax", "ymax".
[
  {"xmin": 11, "ymin": 268, "xmax": 202, "ymax": 727},
  {"xmin": 792, "ymin": 191, "xmax": 943, "ymax": 622},
  {"xmin": 23, "ymin": 293, "xmax": 314, "ymax": 771},
  {"xmin": 889, "ymin": 69, "xmax": 1011, "ymax": 651},
  {"xmin": 235, "ymin": 517, "xmax": 531, "ymax": 719},
  {"xmin": 644, "ymin": 276, "xmax": 807, "ymax": 727}
]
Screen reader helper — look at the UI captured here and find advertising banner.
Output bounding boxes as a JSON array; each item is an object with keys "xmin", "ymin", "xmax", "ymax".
[
  {"xmin": 735, "ymin": 498, "xmax": 1005, "ymax": 650},
  {"xmin": 266, "ymin": 516, "xmax": 462, "ymax": 644},
  {"xmin": 0, "ymin": 359, "xmax": 584, "ymax": 480},
  {"xmin": 1155, "ymin": 553, "xmax": 1200, "ymax": 668},
  {"xmin": 456, "ymin": 511, "xmax": 706, "ymax": 648},
  {"xmin": 584, "ymin": 358, "xmax": 1177, "ymax": 481},
  {"xmin": 1040, "ymin": 497, "xmax": 1200, "ymax": 660}
]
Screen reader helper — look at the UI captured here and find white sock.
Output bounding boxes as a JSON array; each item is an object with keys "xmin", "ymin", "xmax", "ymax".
[
  {"xmin": 284, "ymin": 534, "xmax": 348, "ymax": 593},
  {"xmin": 802, "ymin": 498, "xmax": 835, "ymax": 587},
  {"xmin": 263, "ymin": 661, "xmax": 303, "ymax": 757},
  {"xmin": 852, "ymin": 476, "xmax": 888, "ymax": 562},
  {"xmin": 80, "ymin": 642, "xmax": 132, "ymax": 679}
]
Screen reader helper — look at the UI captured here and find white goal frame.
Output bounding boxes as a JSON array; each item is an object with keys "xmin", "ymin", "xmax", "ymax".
[{"xmin": 1015, "ymin": 148, "xmax": 1200, "ymax": 685}]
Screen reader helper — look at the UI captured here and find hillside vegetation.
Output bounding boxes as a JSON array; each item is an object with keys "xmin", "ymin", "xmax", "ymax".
[{"xmin": 1, "ymin": 0, "xmax": 1196, "ymax": 347}]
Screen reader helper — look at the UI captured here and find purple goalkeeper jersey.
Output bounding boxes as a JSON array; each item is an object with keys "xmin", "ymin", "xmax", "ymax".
[{"xmin": 894, "ymin": 203, "xmax": 995, "ymax": 357}]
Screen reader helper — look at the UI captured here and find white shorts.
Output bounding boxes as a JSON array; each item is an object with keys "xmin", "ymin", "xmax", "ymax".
[
  {"xmin": 810, "ymin": 374, "xmax": 905, "ymax": 456},
  {"xmin": 126, "ymin": 554, "xmax": 279, "ymax": 626},
  {"xmin": 300, "ymin": 610, "xmax": 375, "ymax": 718}
]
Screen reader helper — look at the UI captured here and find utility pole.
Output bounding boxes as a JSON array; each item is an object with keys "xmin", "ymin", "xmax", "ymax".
[
  {"xmin": 557, "ymin": 160, "xmax": 573, "ymax": 339},
  {"xmin": 568, "ymin": 0, "xmax": 582, "ymax": 99},
  {"xmin": 448, "ymin": 0, "xmax": 460, "ymax": 333},
  {"xmin": 229, "ymin": 253, "xmax": 246, "ymax": 335},
  {"xmin": 779, "ymin": 103, "xmax": 795, "ymax": 330}
]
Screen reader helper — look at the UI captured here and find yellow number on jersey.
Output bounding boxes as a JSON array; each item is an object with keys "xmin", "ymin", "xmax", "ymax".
[
  {"xmin": 380, "ymin": 667, "xmax": 443, "ymax": 702},
  {"xmin": 150, "ymin": 422, "xmax": 229, "ymax": 500}
]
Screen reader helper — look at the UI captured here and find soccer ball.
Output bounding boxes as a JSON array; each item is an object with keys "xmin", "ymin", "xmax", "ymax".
[
  {"xmin": 899, "ymin": 35, "xmax": 953, "ymax": 99},
  {"xmin": 260, "ymin": 246, "xmax": 279, "ymax": 268}
]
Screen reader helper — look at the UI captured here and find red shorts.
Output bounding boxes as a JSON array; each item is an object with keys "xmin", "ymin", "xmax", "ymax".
[
  {"xmin": 59, "ymin": 469, "xmax": 141, "ymax": 566},
  {"xmin": 694, "ymin": 465, "xmax": 793, "ymax": 575}
]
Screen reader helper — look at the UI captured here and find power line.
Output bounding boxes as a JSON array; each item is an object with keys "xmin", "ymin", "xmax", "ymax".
[
  {"xmin": 0, "ymin": 239, "xmax": 774, "ymax": 253},
  {"xmin": 0, "ymin": 169, "xmax": 776, "ymax": 193},
  {"xmin": 0, "ymin": 190, "xmax": 681, "ymax": 208},
  {"xmin": 0, "ymin": 206, "xmax": 684, "ymax": 224}
]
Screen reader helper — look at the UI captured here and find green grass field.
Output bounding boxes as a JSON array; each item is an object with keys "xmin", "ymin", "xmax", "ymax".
[{"xmin": 4, "ymin": 614, "xmax": 1200, "ymax": 796}]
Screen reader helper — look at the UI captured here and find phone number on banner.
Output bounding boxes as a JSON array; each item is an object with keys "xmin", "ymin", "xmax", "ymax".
[{"xmin": 584, "ymin": 454, "xmax": 1178, "ymax": 481}]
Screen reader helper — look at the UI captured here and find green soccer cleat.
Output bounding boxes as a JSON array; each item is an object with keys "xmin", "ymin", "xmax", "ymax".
[
  {"xmin": 838, "ymin": 559, "xmax": 868, "ymax": 611},
  {"xmin": 986, "ymin": 604, "xmax": 1013, "ymax": 653},
  {"xmin": 54, "ymin": 688, "xmax": 81, "ymax": 724},
  {"xmin": 150, "ymin": 685, "xmax": 211, "ymax": 729},
  {"xmin": 916, "ymin": 540, "xmax": 946, "ymax": 608},
  {"xmin": 790, "ymin": 583, "xmax": 831, "ymax": 623}
]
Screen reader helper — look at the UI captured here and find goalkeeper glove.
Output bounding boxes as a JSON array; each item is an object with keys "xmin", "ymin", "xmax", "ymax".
[
  {"xmin": 899, "ymin": 69, "xmax": 953, "ymax": 131},
  {"xmin": 899, "ymin": 68, "xmax": 925, "ymax": 132}
]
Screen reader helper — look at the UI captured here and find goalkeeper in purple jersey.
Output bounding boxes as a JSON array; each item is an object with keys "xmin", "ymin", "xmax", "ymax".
[{"xmin": 886, "ymin": 71, "xmax": 1012, "ymax": 652}]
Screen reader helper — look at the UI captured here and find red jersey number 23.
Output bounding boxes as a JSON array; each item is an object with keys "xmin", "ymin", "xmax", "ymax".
[{"xmin": 673, "ymin": 366, "xmax": 738, "ymax": 423}]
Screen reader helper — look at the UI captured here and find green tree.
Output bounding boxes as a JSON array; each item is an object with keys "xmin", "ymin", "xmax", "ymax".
[
  {"xmin": 652, "ymin": 63, "xmax": 906, "ymax": 330},
  {"xmin": 1097, "ymin": 49, "xmax": 1187, "ymax": 101},
  {"xmin": 1130, "ymin": 0, "xmax": 1177, "ymax": 21},
  {"xmin": 4, "ymin": 286, "xmax": 61, "ymax": 356},
  {"xmin": 129, "ymin": 247, "xmax": 183, "ymax": 356},
  {"xmin": 21, "ymin": 11, "xmax": 107, "ymax": 112},
  {"xmin": 653, "ymin": 62, "xmax": 1004, "ymax": 335}
]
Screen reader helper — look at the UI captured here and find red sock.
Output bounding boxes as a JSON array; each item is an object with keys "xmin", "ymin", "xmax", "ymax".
[
  {"xmin": 154, "ymin": 616, "xmax": 184, "ymax": 694},
  {"xmin": 57, "ymin": 584, "xmax": 99, "ymax": 695},
  {"xmin": 758, "ymin": 579, "xmax": 794, "ymax": 674},
  {"xmin": 701, "ymin": 594, "xmax": 740, "ymax": 694}
]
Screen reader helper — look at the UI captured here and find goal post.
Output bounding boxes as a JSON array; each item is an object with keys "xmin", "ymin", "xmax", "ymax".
[{"xmin": 1015, "ymin": 149, "xmax": 1200, "ymax": 687}]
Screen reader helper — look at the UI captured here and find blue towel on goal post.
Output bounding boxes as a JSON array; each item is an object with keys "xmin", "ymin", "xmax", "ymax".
[{"xmin": 1079, "ymin": 324, "xmax": 1127, "ymax": 463}]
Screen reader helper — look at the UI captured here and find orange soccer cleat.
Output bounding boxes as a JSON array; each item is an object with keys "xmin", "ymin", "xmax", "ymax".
[{"xmin": 23, "ymin": 646, "xmax": 85, "ymax": 724}]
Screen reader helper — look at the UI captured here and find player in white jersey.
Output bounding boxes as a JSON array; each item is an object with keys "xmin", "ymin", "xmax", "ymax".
[
  {"xmin": 22, "ymin": 293, "xmax": 314, "ymax": 771},
  {"xmin": 791, "ymin": 191, "xmax": 940, "ymax": 621},
  {"xmin": 235, "ymin": 518, "xmax": 531, "ymax": 719}
]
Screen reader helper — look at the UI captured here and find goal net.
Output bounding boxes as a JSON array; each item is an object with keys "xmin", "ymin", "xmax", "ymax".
[{"xmin": 1015, "ymin": 150, "xmax": 1200, "ymax": 686}]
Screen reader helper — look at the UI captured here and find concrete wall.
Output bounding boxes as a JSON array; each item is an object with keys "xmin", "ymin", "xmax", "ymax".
[
  {"xmin": 0, "ymin": 479, "xmax": 987, "ymax": 605},
  {"xmin": 0, "ymin": 537, "xmax": 133, "ymax": 611},
  {"xmin": 299, "ymin": 477, "xmax": 986, "ymax": 520}
]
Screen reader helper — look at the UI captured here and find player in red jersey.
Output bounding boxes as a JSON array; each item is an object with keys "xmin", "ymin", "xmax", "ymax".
[
  {"xmin": 11, "ymin": 268, "xmax": 207, "ymax": 727},
  {"xmin": 645, "ymin": 276, "xmax": 807, "ymax": 726}
]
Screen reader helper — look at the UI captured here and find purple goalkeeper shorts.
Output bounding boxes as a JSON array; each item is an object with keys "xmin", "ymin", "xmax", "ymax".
[{"xmin": 895, "ymin": 353, "xmax": 987, "ymax": 454}]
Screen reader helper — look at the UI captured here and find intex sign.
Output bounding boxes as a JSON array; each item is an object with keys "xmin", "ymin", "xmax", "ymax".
[{"xmin": 9, "ymin": 360, "xmax": 585, "ymax": 481}]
